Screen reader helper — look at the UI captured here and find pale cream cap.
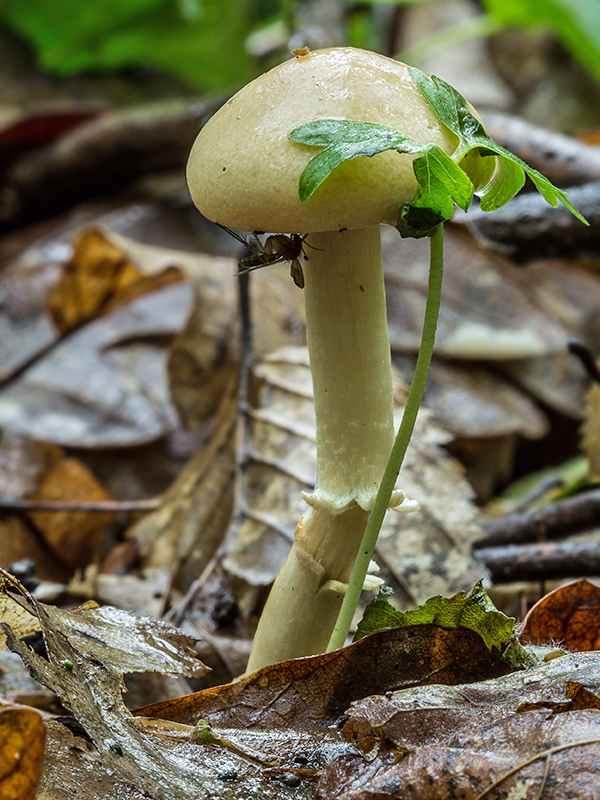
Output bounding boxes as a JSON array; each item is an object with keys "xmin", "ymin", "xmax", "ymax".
[{"xmin": 187, "ymin": 47, "xmax": 491, "ymax": 233}]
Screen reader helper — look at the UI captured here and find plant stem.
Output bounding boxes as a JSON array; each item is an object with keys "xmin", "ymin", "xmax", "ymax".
[{"xmin": 326, "ymin": 223, "xmax": 444, "ymax": 652}]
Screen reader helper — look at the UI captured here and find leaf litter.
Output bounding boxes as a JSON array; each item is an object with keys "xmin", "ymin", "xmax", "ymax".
[{"xmin": 3, "ymin": 565, "xmax": 600, "ymax": 799}]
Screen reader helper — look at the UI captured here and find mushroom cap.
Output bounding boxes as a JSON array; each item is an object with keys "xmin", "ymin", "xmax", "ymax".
[{"xmin": 187, "ymin": 47, "xmax": 493, "ymax": 233}]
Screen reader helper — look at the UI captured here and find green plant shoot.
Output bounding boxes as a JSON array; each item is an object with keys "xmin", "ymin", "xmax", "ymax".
[
  {"xmin": 288, "ymin": 68, "xmax": 587, "ymax": 652},
  {"xmin": 289, "ymin": 68, "xmax": 588, "ymax": 238}
]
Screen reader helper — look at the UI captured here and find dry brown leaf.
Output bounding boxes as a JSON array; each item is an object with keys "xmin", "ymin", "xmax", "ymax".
[
  {"xmin": 0, "ymin": 261, "xmax": 60, "ymax": 383},
  {"xmin": 521, "ymin": 579, "xmax": 600, "ymax": 650},
  {"xmin": 136, "ymin": 625, "xmax": 509, "ymax": 731},
  {"xmin": 317, "ymin": 652, "xmax": 600, "ymax": 800},
  {"xmin": 28, "ymin": 457, "xmax": 116, "ymax": 569},
  {"xmin": 0, "ymin": 707, "xmax": 45, "ymax": 800},
  {"xmin": 221, "ymin": 349, "xmax": 487, "ymax": 612},
  {"xmin": 129, "ymin": 368, "xmax": 238, "ymax": 588},
  {"xmin": 48, "ymin": 228, "xmax": 156, "ymax": 332}
]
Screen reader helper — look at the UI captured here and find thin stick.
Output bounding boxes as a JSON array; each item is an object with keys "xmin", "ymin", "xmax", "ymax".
[{"xmin": 327, "ymin": 224, "xmax": 444, "ymax": 652}]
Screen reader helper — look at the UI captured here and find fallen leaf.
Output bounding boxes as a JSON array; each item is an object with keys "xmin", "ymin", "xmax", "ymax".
[
  {"xmin": 318, "ymin": 652, "xmax": 600, "ymax": 800},
  {"xmin": 222, "ymin": 349, "xmax": 488, "ymax": 612},
  {"xmin": 0, "ymin": 261, "xmax": 60, "ymax": 383},
  {"xmin": 0, "ymin": 570, "xmax": 332, "ymax": 799},
  {"xmin": 29, "ymin": 457, "xmax": 116, "ymax": 569},
  {"xmin": 521, "ymin": 579, "xmax": 600, "ymax": 650},
  {"xmin": 0, "ymin": 707, "xmax": 45, "ymax": 800},
  {"xmin": 0, "ymin": 279, "xmax": 193, "ymax": 447},
  {"xmin": 137, "ymin": 624, "xmax": 510, "ymax": 731},
  {"xmin": 517, "ymin": 681, "xmax": 600, "ymax": 714},
  {"xmin": 47, "ymin": 228, "xmax": 183, "ymax": 334},
  {"xmin": 383, "ymin": 226, "xmax": 568, "ymax": 361}
]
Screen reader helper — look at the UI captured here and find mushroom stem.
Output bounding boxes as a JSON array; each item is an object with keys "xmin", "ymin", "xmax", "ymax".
[
  {"xmin": 246, "ymin": 226, "xmax": 396, "ymax": 671},
  {"xmin": 302, "ymin": 226, "xmax": 395, "ymax": 514}
]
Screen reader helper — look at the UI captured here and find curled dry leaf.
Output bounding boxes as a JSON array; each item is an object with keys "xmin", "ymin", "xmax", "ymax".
[
  {"xmin": 318, "ymin": 652, "xmax": 600, "ymax": 800},
  {"xmin": 521, "ymin": 579, "xmax": 600, "ymax": 650},
  {"xmin": 47, "ymin": 227, "xmax": 184, "ymax": 334},
  {"xmin": 0, "ymin": 707, "xmax": 45, "ymax": 800}
]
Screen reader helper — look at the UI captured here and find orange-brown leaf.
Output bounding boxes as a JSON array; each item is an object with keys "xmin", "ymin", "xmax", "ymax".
[
  {"xmin": 521, "ymin": 579, "xmax": 600, "ymax": 650},
  {"xmin": 0, "ymin": 707, "xmax": 45, "ymax": 800},
  {"xmin": 47, "ymin": 228, "xmax": 183, "ymax": 334}
]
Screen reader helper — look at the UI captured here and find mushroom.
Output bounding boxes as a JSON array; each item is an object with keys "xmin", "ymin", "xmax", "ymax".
[{"xmin": 186, "ymin": 47, "xmax": 492, "ymax": 671}]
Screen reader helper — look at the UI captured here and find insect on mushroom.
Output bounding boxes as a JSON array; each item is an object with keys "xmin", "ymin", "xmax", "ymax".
[{"xmin": 218, "ymin": 224, "xmax": 307, "ymax": 288}]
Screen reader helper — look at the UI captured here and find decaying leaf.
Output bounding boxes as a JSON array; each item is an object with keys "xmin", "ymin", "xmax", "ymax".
[
  {"xmin": 222, "ymin": 348, "xmax": 487, "ymax": 613},
  {"xmin": 137, "ymin": 624, "xmax": 510, "ymax": 732},
  {"xmin": 0, "ymin": 570, "xmax": 337, "ymax": 799},
  {"xmin": 0, "ymin": 707, "xmax": 45, "ymax": 800},
  {"xmin": 0, "ymin": 227, "xmax": 195, "ymax": 447},
  {"xmin": 0, "ymin": 278, "xmax": 193, "ymax": 447},
  {"xmin": 28, "ymin": 457, "xmax": 116, "ymax": 569},
  {"xmin": 318, "ymin": 652, "xmax": 600, "ymax": 800},
  {"xmin": 47, "ymin": 227, "xmax": 184, "ymax": 334},
  {"xmin": 0, "ymin": 435, "xmax": 116, "ymax": 572},
  {"xmin": 0, "ymin": 260, "xmax": 60, "ymax": 383},
  {"xmin": 521, "ymin": 579, "xmax": 600, "ymax": 650}
]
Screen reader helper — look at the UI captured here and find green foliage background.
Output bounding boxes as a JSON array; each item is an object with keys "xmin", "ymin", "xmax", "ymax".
[
  {"xmin": 0, "ymin": 0, "xmax": 598, "ymax": 90},
  {"xmin": 0, "ymin": 0, "xmax": 266, "ymax": 90}
]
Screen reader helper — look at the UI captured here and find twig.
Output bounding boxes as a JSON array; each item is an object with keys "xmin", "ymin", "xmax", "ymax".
[
  {"xmin": 0, "ymin": 497, "xmax": 161, "ymax": 512},
  {"xmin": 476, "ymin": 540, "xmax": 600, "ymax": 583},
  {"xmin": 474, "ymin": 488, "xmax": 600, "ymax": 548},
  {"xmin": 0, "ymin": 97, "xmax": 225, "ymax": 231}
]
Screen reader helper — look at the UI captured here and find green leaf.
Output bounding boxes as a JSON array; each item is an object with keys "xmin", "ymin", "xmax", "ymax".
[
  {"xmin": 290, "ymin": 120, "xmax": 426, "ymax": 202},
  {"xmin": 409, "ymin": 67, "xmax": 588, "ymax": 224},
  {"xmin": 290, "ymin": 119, "xmax": 473, "ymax": 234},
  {"xmin": 355, "ymin": 581, "xmax": 517, "ymax": 656},
  {"xmin": 2, "ymin": 0, "xmax": 259, "ymax": 91}
]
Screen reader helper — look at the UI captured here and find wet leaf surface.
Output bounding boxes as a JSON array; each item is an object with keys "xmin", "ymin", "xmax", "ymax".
[
  {"xmin": 521, "ymin": 579, "xmax": 600, "ymax": 650},
  {"xmin": 318, "ymin": 652, "xmax": 600, "ymax": 799},
  {"xmin": 137, "ymin": 624, "xmax": 510, "ymax": 731},
  {"xmin": 0, "ymin": 706, "xmax": 45, "ymax": 800},
  {"xmin": 0, "ymin": 570, "xmax": 341, "ymax": 799}
]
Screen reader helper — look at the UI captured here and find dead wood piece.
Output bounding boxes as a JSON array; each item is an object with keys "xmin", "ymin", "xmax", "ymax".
[
  {"xmin": 0, "ymin": 96, "xmax": 226, "ymax": 232},
  {"xmin": 475, "ymin": 488, "xmax": 600, "ymax": 549},
  {"xmin": 456, "ymin": 180, "xmax": 600, "ymax": 259},
  {"xmin": 477, "ymin": 540, "xmax": 600, "ymax": 583}
]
